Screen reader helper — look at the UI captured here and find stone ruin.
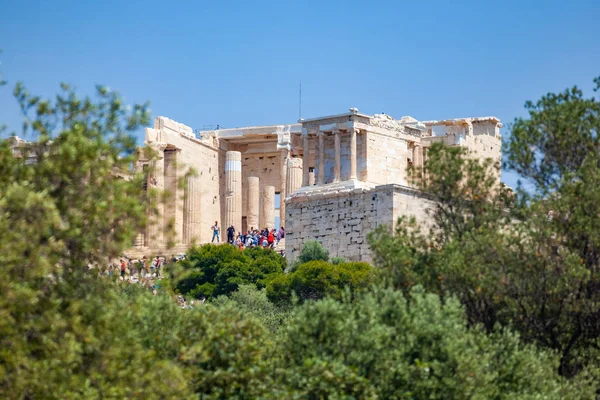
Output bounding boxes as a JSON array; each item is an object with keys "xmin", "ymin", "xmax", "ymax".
[
  {"xmin": 135, "ymin": 109, "xmax": 502, "ymax": 262},
  {"xmin": 7, "ymin": 109, "xmax": 503, "ymax": 262}
]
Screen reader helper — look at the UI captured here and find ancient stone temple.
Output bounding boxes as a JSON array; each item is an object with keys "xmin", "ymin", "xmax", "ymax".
[{"xmin": 134, "ymin": 108, "xmax": 502, "ymax": 261}]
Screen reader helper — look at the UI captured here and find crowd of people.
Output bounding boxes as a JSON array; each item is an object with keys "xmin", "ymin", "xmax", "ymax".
[
  {"xmin": 100, "ymin": 255, "xmax": 179, "ymax": 282},
  {"xmin": 212, "ymin": 220, "xmax": 285, "ymax": 253},
  {"xmin": 229, "ymin": 226, "xmax": 284, "ymax": 251},
  {"xmin": 98, "ymin": 223, "xmax": 285, "ymax": 307}
]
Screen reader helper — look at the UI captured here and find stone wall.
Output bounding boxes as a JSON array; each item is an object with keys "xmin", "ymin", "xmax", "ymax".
[
  {"xmin": 145, "ymin": 117, "xmax": 221, "ymax": 244},
  {"xmin": 365, "ymin": 132, "xmax": 410, "ymax": 186},
  {"xmin": 285, "ymin": 184, "xmax": 435, "ymax": 263}
]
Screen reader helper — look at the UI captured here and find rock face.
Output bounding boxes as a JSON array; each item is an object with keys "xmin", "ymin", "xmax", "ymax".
[{"xmin": 130, "ymin": 110, "xmax": 502, "ymax": 260}]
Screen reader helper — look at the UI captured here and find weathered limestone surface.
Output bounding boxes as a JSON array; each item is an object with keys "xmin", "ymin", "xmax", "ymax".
[
  {"xmin": 224, "ymin": 151, "xmax": 242, "ymax": 232},
  {"xmin": 164, "ymin": 149, "xmax": 184, "ymax": 244},
  {"xmin": 308, "ymin": 171, "xmax": 316, "ymax": 186},
  {"xmin": 241, "ymin": 153, "xmax": 281, "ymax": 228},
  {"xmin": 146, "ymin": 145, "xmax": 166, "ymax": 248},
  {"xmin": 132, "ymin": 111, "xmax": 501, "ymax": 258},
  {"xmin": 247, "ymin": 176, "xmax": 260, "ymax": 230},
  {"xmin": 279, "ymin": 148, "xmax": 289, "ymax": 228},
  {"xmin": 286, "ymin": 157, "xmax": 303, "ymax": 195},
  {"xmin": 145, "ymin": 117, "xmax": 221, "ymax": 244},
  {"xmin": 261, "ymin": 185, "xmax": 275, "ymax": 229},
  {"xmin": 366, "ymin": 131, "xmax": 410, "ymax": 186},
  {"xmin": 285, "ymin": 183, "xmax": 435, "ymax": 262},
  {"xmin": 183, "ymin": 175, "xmax": 201, "ymax": 244},
  {"xmin": 302, "ymin": 134, "xmax": 310, "ymax": 186}
]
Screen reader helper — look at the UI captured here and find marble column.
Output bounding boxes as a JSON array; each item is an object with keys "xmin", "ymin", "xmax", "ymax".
[
  {"xmin": 133, "ymin": 160, "xmax": 146, "ymax": 247},
  {"xmin": 349, "ymin": 128, "xmax": 357, "ymax": 180},
  {"xmin": 147, "ymin": 145, "xmax": 165, "ymax": 249},
  {"xmin": 302, "ymin": 134, "xmax": 310, "ymax": 186},
  {"xmin": 286, "ymin": 157, "xmax": 303, "ymax": 195},
  {"xmin": 334, "ymin": 129, "xmax": 341, "ymax": 182},
  {"xmin": 224, "ymin": 151, "xmax": 242, "ymax": 234},
  {"xmin": 414, "ymin": 144, "xmax": 424, "ymax": 169},
  {"xmin": 317, "ymin": 132, "xmax": 325, "ymax": 185},
  {"xmin": 183, "ymin": 174, "xmax": 201, "ymax": 245},
  {"xmin": 279, "ymin": 148, "xmax": 289, "ymax": 229},
  {"xmin": 261, "ymin": 185, "xmax": 275, "ymax": 230},
  {"xmin": 164, "ymin": 149, "xmax": 184, "ymax": 245},
  {"xmin": 247, "ymin": 176, "xmax": 260, "ymax": 231},
  {"xmin": 309, "ymin": 171, "xmax": 316, "ymax": 186}
]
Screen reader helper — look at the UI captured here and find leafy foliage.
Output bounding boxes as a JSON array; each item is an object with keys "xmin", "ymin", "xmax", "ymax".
[
  {"xmin": 274, "ymin": 286, "xmax": 593, "ymax": 399},
  {"xmin": 506, "ymin": 77, "xmax": 600, "ymax": 190},
  {"xmin": 297, "ymin": 239, "xmax": 330, "ymax": 264},
  {"xmin": 1, "ymin": 62, "xmax": 595, "ymax": 399},
  {"xmin": 167, "ymin": 244, "xmax": 286, "ymax": 299},
  {"xmin": 266, "ymin": 260, "xmax": 377, "ymax": 304},
  {"xmin": 213, "ymin": 284, "xmax": 290, "ymax": 334},
  {"xmin": 369, "ymin": 77, "xmax": 600, "ymax": 382}
]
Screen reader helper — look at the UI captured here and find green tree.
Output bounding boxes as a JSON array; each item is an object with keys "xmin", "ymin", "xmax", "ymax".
[
  {"xmin": 167, "ymin": 243, "xmax": 286, "ymax": 299},
  {"xmin": 266, "ymin": 260, "xmax": 376, "ymax": 304},
  {"xmin": 0, "ymin": 79, "xmax": 282, "ymax": 399},
  {"xmin": 274, "ymin": 286, "xmax": 593, "ymax": 399},
  {"xmin": 297, "ymin": 239, "xmax": 330, "ymax": 264},
  {"xmin": 0, "ymin": 81, "xmax": 195, "ymax": 398},
  {"xmin": 213, "ymin": 284, "xmax": 290, "ymax": 334},
  {"xmin": 369, "ymin": 77, "xmax": 600, "ymax": 380}
]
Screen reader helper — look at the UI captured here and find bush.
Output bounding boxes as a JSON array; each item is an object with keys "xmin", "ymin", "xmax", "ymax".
[
  {"xmin": 274, "ymin": 286, "xmax": 594, "ymax": 399},
  {"xmin": 331, "ymin": 256, "xmax": 345, "ymax": 265},
  {"xmin": 214, "ymin": 284, "xmax": 290, "ymax": 334},
  {"xmin": 168, "ymin": 244, "xmax": 285, "ymax": 299},
  {"xmin": 297, "ymin": 240, "xmax": 329, "ymax": 264},
  {"xmin": 266, "ymin": 260, "xmax": 376, "ymax": 304}
]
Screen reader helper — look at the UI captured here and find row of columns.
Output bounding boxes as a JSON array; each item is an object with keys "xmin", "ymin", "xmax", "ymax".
[
  {"xmin": 225, "ymin": 150, "xmax": 301, "ymax": 232},
  {"xmin": 146, "ymin": 144, "xmax": 202, "ymax": 248},
  {"xmin": 146, "ymin": 147, "xmax": 305, "ymax": 248},
  {"xmin": 243, "ymin": 155, "xmax": 304, "ymax": 231},
  {"xmin": 302, "ymin": 128, "xmax": 358, "ymax": 186},
  {"xmin": 244, "ymin": 179, "xmax": 276, "ymax": 230}
]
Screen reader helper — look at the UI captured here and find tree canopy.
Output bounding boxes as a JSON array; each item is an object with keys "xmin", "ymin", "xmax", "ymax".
[
  {"xmin": 370, "ymin": 76, "xmax": 600, "ymax": 383},
  {"xmin": 1, "ymin": 62, "xmax": 597, "ymax": 398}
]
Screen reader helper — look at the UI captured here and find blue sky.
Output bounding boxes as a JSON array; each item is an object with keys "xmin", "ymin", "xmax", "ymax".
[{"xmin": 1, "ymin": 0, "xmax": 599, "ymax": 188}]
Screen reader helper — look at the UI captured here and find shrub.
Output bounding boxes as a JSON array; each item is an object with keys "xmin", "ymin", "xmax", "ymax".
[
  {"xmin": 266, "ymin": 260, "xmax": 376, "ymax": 304},
  {"xmin": 297, "ymin": 240, "xmax": 329, "ymax": 264}
]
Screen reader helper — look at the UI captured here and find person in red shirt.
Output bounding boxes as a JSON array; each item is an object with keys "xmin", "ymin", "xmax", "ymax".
[
  {"xmin": 120, "ymin": 259, "xmax": 127, "ymax": 278},
  {"xmin": 267, "ymin": 230, "xmax": 275, "ymax": 246}
]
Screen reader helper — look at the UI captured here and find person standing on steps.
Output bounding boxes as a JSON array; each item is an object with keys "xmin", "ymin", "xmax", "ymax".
[
  {"xmin": 227, "ymin": 225, "xmax": 235, "ymax": 244},
  {"xmin": 211, "ymin": 221, "xmax": 220, "ymax": 243}
]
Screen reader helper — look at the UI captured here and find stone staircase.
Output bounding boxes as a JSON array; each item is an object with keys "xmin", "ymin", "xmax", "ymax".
[{"xmin": 274, "ymin": 238, "xmax": 285, "ymax": 252}]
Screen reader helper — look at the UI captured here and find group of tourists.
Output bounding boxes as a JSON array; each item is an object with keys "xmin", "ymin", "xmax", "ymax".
[
  {"xmin": 211, "ymin": 220, "xmax": 285, "ymax": 252},
  {"xmin": 101, "ymin": 256, "xmax": 165, "ymax": 281},
  {"xmin": 232, "ymin": 227, "xmax": 284, "ymax": 249}
]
